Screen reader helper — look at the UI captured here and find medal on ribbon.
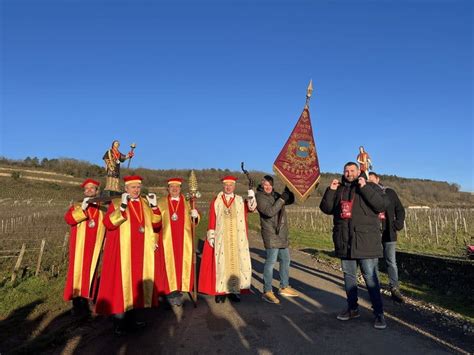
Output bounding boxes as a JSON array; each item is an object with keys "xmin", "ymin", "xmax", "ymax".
[
  {"xmin": 129, "ymin": 199, "xmax": 145, "ymax": 234},
  {"xmin": 170, "ymin": 197, "xmax": 181, "ymax": 222}
]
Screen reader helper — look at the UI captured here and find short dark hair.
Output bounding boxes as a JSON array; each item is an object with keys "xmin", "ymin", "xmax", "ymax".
[
  {"xmin": 344, "ymin": 161, "xmax": 359, "ymax": 170},
  {"xmin": 368, "ymin": 172, "xmax": 379, "ymax": 179},
  {"xmin": 262, "ymin": 175, "xmax": 274, "ymax": 186}
]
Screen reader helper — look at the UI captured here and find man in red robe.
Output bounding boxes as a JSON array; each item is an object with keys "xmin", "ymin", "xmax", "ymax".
[
  {"xmin": 198, "ymin": 176, "xmax": 257, "ymax": 303},
  {"xmin": 95, "ymin": 175, "xmax": 161, "ymax": 335},
  {"xmin": 155, "ymin": 178, "xmax": 200, "ymax": 307},
  {"xmin": 64, "ymin": 178, "xmax": 106, "ymax": 316}
]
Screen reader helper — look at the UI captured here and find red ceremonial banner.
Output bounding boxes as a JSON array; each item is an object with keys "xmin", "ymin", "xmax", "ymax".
[{"xmin": 273, "ymin": 107, "xmax": 320, "ymax": 203}]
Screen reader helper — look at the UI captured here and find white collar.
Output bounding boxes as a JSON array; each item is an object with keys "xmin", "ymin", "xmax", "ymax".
[
  {"xmin": 224, "ymin": 193, "xmax": 235, "ymax": 199},
  {"xmin": 170, "ymin": 196, "xmax": 180, "ymax": 201}
]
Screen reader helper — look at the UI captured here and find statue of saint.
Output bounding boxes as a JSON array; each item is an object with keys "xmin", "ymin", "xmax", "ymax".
[
  {"xmin": 103, "ymin": 140, "xmax": 134, "ymax": 196},
  {"xmin": 356, "ymin": 146, "xmax": 372, "ymax": 178}
]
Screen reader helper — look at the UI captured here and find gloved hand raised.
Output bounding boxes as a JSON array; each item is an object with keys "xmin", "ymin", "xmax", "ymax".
[
  {"xmin": 191, "ymin": 209, "xmax": 199, "ymax": 219},
  {"xmin": 81, "ymin": 197, "xmax": 91, "ymax": 211},
  {"xmin": 280, "ymin": 191, "xmax": 290, "ymax": 202},
  {"xmin": 120, "ymin": 193, "xmax": 130, "ymax": 211},
  {"xmin": 280, "ymin": 186, "xmax": 292, "ymax": 202},
  {"xmin": 146, "ymin": 193, "xmax": 157, "ymax": 208},
  {"xmin": 247, "ymin": 189, "xmax": 255, "ymax": 199}
]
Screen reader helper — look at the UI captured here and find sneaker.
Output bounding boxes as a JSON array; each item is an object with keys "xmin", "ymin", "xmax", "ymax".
[
  {"xmin": 374, "ymin": 314, "xmax": 387, "ymax": 329},
  {"xmin": 336, "ymin": 308, "xmax": 360, "ymax": 321},
  {"xmin": 262, "ymin": 291, "xmax": 280, "ymax": 304},
  {"xmin": 279, "ymin": 286, "xmax": 299, "ymax": 297},
  {"xmin": 391, "ymin": 288, "xmax": 405, "ymax": 304}
]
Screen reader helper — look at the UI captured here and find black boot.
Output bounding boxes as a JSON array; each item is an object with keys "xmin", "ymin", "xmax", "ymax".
[
  {"xmin": 113, "ymin": 313, "xmax": 127, "ymax": 337},
  {"xmin": 71, "ymin": 298, "xmax": 82, "ymax": 316},
  {"xmin": 215, "ymin": 295, "xmax": 226, "ymax": 303},
  {"xmin": 228, "ymin": 294, "xmax": 241, "ymax": 303},
  {"xmin": 80, "ymin": 298, "xmax": 91, "ymax": 316}
]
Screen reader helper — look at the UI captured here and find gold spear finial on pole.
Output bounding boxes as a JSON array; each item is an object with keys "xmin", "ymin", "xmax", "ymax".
[{"xmin": 305, "ymin": 79, "xmax": 313, "ymax": 109}]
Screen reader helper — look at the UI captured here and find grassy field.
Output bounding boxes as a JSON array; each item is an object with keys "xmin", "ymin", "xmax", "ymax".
[{"xmin": 284, "ymin": 207, "xmax": 474, "ymax": 258}]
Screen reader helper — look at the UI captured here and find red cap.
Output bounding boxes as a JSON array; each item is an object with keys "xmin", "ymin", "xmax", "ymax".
[
  {"xmin": 167, "ymin": 178, "xmax": 183, "ymax": 186},
  {"xmin": 221, "ymin": 176, "xmax": 238, "ymax": 184},
  {"xmin": 81, "ymin": 178, "xmax": 100, "ymax": 188},
  {"xmin": 124, "ymin": 175, "xmax": 143, "ymax": 185}
]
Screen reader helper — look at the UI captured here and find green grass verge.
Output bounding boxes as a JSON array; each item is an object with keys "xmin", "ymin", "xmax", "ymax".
[{"xmin": 0, "ymin": 274, "xmax": 67, "ymax": 318}]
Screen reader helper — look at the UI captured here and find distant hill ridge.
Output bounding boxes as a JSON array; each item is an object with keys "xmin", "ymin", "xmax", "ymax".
[{"xmin": 0, "ymin": 157, "xmax": 472, "ymax": 208}]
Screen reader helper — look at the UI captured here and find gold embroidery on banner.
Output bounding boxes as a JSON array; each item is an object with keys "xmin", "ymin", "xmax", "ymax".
[
  {"xmin": 273, "ymin": 164, "xmax": 321, "ymax": 203},
  {"xmin": 285, "ymin": 140, "xmax": 317, "ymax": 171}
]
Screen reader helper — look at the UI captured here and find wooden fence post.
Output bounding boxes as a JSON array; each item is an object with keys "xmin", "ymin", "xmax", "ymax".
[
  {"xmin": 11, "ymin": 243, "xmax": 26, "ymax": 283},
  {"xmin": 62, "ymin": 232, "xmax": 69, "ymax": 261},
  {"xmin": 428, "ymin": 215, "xmax": 433, "ymax": 239},
  {"xmin": 35, "ymin": 239, "xmax": 46, "ymax": 276}
]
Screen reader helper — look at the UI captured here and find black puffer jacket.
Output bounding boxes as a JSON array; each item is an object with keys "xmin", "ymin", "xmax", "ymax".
[
  {"xmin": 373, "ymin": 184, "xmax": 405, "ymax": 242},
  {"xmin": 319, "ymin": 177, "xmax": 385, "ymax": 259},
  {"xmin": 255, "ymin": 185, "xmax": 295, "ymax": 249}
]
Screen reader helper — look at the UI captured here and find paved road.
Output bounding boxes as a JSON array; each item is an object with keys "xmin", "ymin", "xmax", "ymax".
[{"xmin": 56, "ymin": 232, "xmax": 472, "ymax": 354}]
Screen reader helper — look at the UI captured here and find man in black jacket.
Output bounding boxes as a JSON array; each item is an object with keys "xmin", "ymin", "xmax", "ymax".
[
  {"xmin": 369, "ymin": 172, "xmax": 406, "ymax": 303},
  {"xmin": 320, "ymin": 162, "xmax": 387, "ymax": 329},
  {"xmin": 256, "ymin": 175, "xmax": 298, "ymax": 304}
]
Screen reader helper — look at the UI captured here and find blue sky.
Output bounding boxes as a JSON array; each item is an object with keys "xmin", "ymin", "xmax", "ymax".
[{"xmin": 1, "ymin": 0, "xmax": 472, "ymax": 191}]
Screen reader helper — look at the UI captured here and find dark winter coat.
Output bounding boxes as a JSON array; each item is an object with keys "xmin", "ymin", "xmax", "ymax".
[
  {"xmin": 373, "ymin": 184, "xmax": 405, "ymax": 243},
  {"xmin": 319, "ymin": 177, "xmax": 386, "ymax": 259},
  {"xmin": 255, "ymin": 185, "xmax": 295, "ymax": 249}
]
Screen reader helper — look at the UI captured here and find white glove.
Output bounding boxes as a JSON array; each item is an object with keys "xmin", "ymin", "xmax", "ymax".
[
  {"xmin": 120, "ymin": 193, "xmax": 130, "ymax": 211},
  {"xmin": 146, "ymin": 193, "xmax": 157, "ymax": 207},
  {"xmin": 191, "ymin": 209, "xmax": 199, "ymax": 218},
  {"xmin": 207, "ymin": 230, "xmax": 215, "ymax": 248},
  {"xmin": 247, "ymin": 189, "xmax": 255, "ymax": 199},
  {"xmin": 154, "ymin": 243, "xmax": 159, "ymax": 251},
  {"xmin": 81, "ymin": 197, "xmax": 91, "ymax": 211},
  {"xmin": 247, "ymin": 198, "xmax": 257, "ymax": 212}
]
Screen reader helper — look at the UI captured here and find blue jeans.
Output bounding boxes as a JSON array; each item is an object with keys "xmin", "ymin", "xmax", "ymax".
[
  {"xmin": 263, "ymin": 248, "xmax": 290, "ymax": 292},
  {"xmin": 341, "ymin": 258, "xmax": 384, "ymax": 315},
  {"xmin": 383, "ymin": 242, "xmax": 399, "ymax": 289}
]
